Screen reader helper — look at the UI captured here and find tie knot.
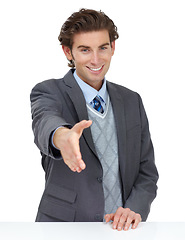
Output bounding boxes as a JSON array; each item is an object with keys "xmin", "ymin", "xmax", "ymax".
[{"xmin": 92, "ymin": 95, "xmax": 104, "ymax": 114}]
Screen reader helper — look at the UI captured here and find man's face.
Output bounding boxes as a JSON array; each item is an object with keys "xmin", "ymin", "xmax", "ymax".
[{"xmin": 63, "ymin": 30, "xmax": 115, "ymax": 90}]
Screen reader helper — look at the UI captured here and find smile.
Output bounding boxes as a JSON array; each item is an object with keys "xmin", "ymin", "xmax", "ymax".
[{"xmin": 87, "ymin": 65, "xmax": 104, "ymax": 72}]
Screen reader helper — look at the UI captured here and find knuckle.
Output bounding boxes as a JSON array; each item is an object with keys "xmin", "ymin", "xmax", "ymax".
[
  {"xmin": 127, "ymin": 216, "xmax": 133, "ymax": 223},
  {"xmin": 130, "ymin": 211, "xmax": 135, "ymax": 217},
  {"xmin": 136, "ymin": 213, "xmax": 142, "ymax": 221},
  {"xmin": 119, "ymin": 215, "xmax": 126, "ymax": 223},
  {"xmin": 114, "ymin": 216, "xmax": 119, "ymax": 222},
  {"xmin": 125, "ymin": 208, "xmax": 130, "ymax": 212},
  {"xmin": 114, "ymin": 213, "xmax": 121, "ymax": 222},
  {"xmin": 115, "ymin": 207, "xmax": 124, "ymax": 216}
]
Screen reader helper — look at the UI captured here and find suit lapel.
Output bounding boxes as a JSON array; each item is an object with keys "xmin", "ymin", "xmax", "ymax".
[
  {"xmin": 63, "ymin": 70, "xmax": 97, "ymax": 158},
  {"xmin": 107, "ymin": 82, "xmax": 127, "ymax": 187}
]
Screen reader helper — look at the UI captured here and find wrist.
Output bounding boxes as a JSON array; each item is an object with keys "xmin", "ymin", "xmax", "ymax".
[{"xmin": 53, "ymin": 126, "xmax": 69, "ymax": 150}]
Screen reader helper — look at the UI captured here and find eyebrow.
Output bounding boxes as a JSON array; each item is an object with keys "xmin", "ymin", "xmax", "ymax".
[{"xmin": 77, "ymin": 42, "xmax": 110, "ymax": 49}]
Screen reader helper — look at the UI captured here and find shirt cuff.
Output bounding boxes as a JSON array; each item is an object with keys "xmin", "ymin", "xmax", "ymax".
[{"xmin": 51, "ymin": 126, "xmax": 65, "ymax": 150}]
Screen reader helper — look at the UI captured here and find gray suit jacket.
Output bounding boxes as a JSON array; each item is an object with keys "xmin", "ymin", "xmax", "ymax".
[{"xmin": 30, "ymin": 69, "xmax": 158, "ymax": 222}]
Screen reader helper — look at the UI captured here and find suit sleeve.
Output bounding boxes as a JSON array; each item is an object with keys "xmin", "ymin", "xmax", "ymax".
[
  {"xmin": 30, "ymin": 80, "xmax": 71, "ymax": 159},
  {"xmin": 124, "ymin": 94, "xmax": 159, "ymax": 221}
]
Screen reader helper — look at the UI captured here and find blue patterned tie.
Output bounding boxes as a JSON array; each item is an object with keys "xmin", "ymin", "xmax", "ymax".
[{"xmin": 92, "ymin": 95, "xmax": 104, "ymax": 114}]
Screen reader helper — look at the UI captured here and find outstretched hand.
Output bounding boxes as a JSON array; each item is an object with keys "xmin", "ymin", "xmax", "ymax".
[{"xmin": 53, "ymin": 120, "xmax": 92, "ymax": 173}]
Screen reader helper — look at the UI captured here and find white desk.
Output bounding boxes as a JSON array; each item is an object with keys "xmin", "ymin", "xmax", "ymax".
[{"xmin": 0, "ymin": 222, "xmax": 184, "ymax": 240}]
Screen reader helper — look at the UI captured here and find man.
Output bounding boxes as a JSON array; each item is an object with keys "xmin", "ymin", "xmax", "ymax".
[{"xmin": 30, "ymin": 9, "xmax": 158, "ymax": 231}]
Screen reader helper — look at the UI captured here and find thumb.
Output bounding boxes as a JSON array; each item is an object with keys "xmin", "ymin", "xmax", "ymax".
[
  {"xmin": 104, "ymin": 213, "xmax": 115, "ymax": 223},
  {"xmin": 72, "ymin": 120, "xmax": 92, "ymax": 135}
]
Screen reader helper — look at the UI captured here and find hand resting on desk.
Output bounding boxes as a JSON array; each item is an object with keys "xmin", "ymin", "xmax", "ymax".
[{"xmin": 104, "ymin": 207, "xmax": 142, "ymax": 231}]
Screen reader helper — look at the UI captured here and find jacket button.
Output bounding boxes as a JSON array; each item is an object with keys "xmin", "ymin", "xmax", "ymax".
[{"xmin": 97, "ymin": 177, "xmax": 103, "ymax": 183}]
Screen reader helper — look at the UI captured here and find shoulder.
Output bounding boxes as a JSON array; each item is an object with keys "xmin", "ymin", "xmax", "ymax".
[
  {"xmin": 32, "ymin": 78, "xmax": 63, "ymax": 92},
  {"xmin": 31, "ymin": 70, "xmax": 74, "ymax": 94},
  {"xmin": 107, "ymin": 81, "xmax": 141, "ymax": 102}
]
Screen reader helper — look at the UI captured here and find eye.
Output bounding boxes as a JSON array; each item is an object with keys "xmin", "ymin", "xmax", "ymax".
[
  {"xmin": 81, "ymin": 48, "xmax": 89, "ymax": 53},
  {"xmin": 100, "ymin": 46, "xmax": 108, "ymax": 51}
]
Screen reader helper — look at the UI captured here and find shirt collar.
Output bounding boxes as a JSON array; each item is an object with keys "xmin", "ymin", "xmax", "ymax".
[{"xmin": 73, "ymin": 70, "xmax": 108, "ymax": 104}]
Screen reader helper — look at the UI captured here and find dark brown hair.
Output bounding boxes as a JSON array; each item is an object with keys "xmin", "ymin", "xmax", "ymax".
[{"xmin": 58, "ymin": 8, "xmax": 119, "ymax": 67}]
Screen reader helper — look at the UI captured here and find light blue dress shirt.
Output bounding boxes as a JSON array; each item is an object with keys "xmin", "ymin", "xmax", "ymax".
[{"xmin": 73, "ymin": 70, "xmax": 108, "ymax": 109}]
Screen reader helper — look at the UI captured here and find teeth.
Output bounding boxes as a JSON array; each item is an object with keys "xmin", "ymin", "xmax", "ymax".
[{"xmin": 89, "ymin": 66, "xmax": 102, "ymax": 71}]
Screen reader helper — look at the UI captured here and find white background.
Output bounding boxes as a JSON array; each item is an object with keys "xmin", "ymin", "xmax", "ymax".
[{"xmin": 0, "ymin": 0, "xmax": 184, "ymax": 222}]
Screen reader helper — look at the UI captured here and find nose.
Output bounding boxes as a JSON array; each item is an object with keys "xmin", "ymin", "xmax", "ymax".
[{"xmin": 90, "ymin": 51, "xmax": 100, "ymax": 65}]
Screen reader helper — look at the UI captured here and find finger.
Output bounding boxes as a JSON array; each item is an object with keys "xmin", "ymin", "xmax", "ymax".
[
  {"xmin": 112, "ymin": 208, "xmax": 123, "ymax": 230},
  {"xmin": 65, "ymin": 158, "xmax": 86, "ymax": 172},
  {"xmin": 65, "ymin": 134, "xmax": 83, "ymax": 163},
  {"xmin": 114, "ymin": 208, "xmax": 130, "ymax": 231},
  {"xmin": 60, "ymin": 120, "xmax": 92, "ymax": 173},
  {"xmin": 75, "ymin": 151, "xmax": 86, "ymax": 170},
  {"xmin": 71, "ymin": 167, "xmax": 77, "ymax": 172},
  {"xmin": 132, "ymin": 214, "xmax": 142, "ymax": 229},
  {"xmin": 72, "ymin": 120, "xmax": 92, "ymax": 136},
  {"xmin": 112, "ymin": 219, "xmax": 119, "ymax": 230},
  {"xmin": 62, "ymin": 147, "xmax": 85, "ymax": 173},
  {"xmin": 70, "ymin": 121, "xmax": 91, "ymax": 170},
  {"xmin": 117, "ymin": 213, "xmax": 127, "ymax": 231},
  {"xmin": 123, "ymin": 212, "xmax": 135, "ymax": 231},
  {"xmin": 79, "ymin": 159, "xmax": 86, "ymax": 170}
]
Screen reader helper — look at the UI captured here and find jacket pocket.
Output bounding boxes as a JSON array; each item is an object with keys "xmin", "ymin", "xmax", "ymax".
[
  {"xmin": 46, "ymin": 183, "xmax": 76, "ymax": 203},
  {"xmin": 38, "ymin": 184, "xmax": 76, "ymax": 221},
  {"xmin": 39, "ymin": 198, "xmax": 75, "ymax": 221}
]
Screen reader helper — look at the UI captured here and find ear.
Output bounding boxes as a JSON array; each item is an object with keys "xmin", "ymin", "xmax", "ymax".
[
  {"xmin": 62, "ymin": 45, "xmax": 73, "ymax": 60},
  {"xmin": 111, "ymin": 41, "xmax": 115, "ymax": 56}
]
